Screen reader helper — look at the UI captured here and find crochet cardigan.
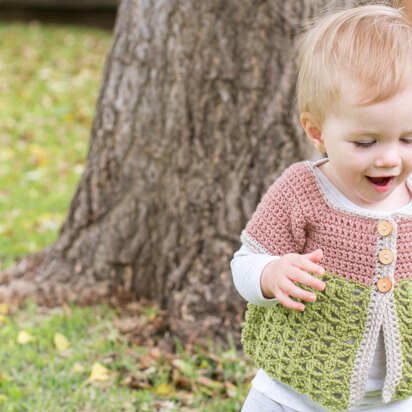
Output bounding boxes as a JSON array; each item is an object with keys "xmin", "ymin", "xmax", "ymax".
[{"xmin": 240, "ymin": 161, "xmax": 412, "ymax": 411}]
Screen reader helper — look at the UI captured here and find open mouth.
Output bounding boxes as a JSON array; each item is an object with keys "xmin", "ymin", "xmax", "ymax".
[{"xmin": 366, "ymin": 176, "xmax": 394, "ymax": 192}]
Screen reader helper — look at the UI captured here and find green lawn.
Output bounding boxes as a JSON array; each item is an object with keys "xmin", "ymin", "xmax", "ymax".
[
  {"xmin": 0, "ymin": 22, "xmax": 109, "ymax": 269},
  {"xmin": 0, "ymin": 22, "xmax": 252, "ymax": 411}
]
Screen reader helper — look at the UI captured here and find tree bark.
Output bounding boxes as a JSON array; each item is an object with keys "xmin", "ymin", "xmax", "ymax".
[{"xmin": 1, "ymin": 0, "xmax": 382, "ymax": 343}]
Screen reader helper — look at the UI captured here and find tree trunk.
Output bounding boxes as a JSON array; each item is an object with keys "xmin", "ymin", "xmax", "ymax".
[{"xmin": 1, "ymin": 0, "xmax": 369, "ymax": 343}]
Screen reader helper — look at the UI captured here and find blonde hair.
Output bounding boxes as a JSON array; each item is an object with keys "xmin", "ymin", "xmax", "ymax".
[{"xmin": 297, "ymin": 5, "xmax": 412, "ymax": 121}]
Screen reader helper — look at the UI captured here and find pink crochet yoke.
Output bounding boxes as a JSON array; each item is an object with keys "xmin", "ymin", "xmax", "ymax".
[{"xmin": 243, "ymin": 161, "xmax": 412, "ymax": 287}]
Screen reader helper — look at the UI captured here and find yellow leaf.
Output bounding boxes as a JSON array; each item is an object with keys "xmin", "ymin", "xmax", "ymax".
[
  {"xmin": 154, "ymin": 383, "xmax": 173, "ymax": 396},
  {"xmin": 199, "ymin": 359, "xmax": 209, "ymax": 369},
  {"xmin": 22, "ymin": 220, "xmax": 35, "ymax": 230},
  {"xmin": 54, "ymin": 333, "xmax": 69, "ymax": 351},
  {"xmin": 29, "ymin": 144, "xmax": 48, "ymax": 166},
  {"xmin": 0, "ymin": 315, "xmax": 7, "ymax": 325},
  {"xmin": 0, "ymin": 303, "xmax": 10, "ymax": 315},
  {"xmin": 120, "ymin": 376, "xmax": 132, "ymax": 386},
  {"xmin": 4, "ymin": 228, "xmax": 13, "ymax": 238},
  {"xmin": 71, "ymin": 362, "xmax": 85, "ymax": 374},
  {"xmin": 0, "ymin": 147, "xmax": 14, "ymax": 162},
  {"xmin": 89, "ymin": 362, "xmax": 110, "ymax": 382},
  {"xmin": 17, "ymin": 330, "xmax": 35, "ymax": 344}
]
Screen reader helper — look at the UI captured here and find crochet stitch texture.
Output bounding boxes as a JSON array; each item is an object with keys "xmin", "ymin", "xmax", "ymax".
[{"xmin": 240, "ymin": 161, "xmax": 412, "ymax": 411}]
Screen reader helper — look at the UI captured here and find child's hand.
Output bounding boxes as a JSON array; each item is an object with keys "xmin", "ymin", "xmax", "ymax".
[{"xmin": 260, "ymin": 249, "xmax": 326, "ymax": 311}]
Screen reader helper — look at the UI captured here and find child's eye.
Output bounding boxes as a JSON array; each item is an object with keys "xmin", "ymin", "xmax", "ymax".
[
  {"xmin": 401, "ymin": 138, "xmax": 412, "ymax": 144},
  {"xmin": 354, "ymin": 141, "xmax": 375, "ymax": 148}
]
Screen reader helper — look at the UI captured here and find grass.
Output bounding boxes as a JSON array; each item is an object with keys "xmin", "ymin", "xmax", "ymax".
[
  {"xmin": 0, "ymin": 22, "xmax": 253, "ymax": 411},
  {"xmin": 0, "ymin": 303, "xmax": 138, "ymax": 411},
  {"xmin": 0, "ymin": 22, "xmax": 110, "ymax": 269},
  {"xmin": 0, "ymin": 301, "xmax": 251, "ymax": 411}
]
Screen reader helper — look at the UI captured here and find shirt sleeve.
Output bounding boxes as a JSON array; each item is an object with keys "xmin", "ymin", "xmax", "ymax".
[{"xmin": 230, "ymin": 244, "xmax": 280, "ymax": 307}]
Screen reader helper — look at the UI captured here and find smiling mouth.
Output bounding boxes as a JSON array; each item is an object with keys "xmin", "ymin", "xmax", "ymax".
[
  {"xmin": 366, "ymin": 176, "xmax": 394, "ymax": 192},
  {"xmin": 367, "ymin": 176, "xmax": 392, "ymax": 185}
]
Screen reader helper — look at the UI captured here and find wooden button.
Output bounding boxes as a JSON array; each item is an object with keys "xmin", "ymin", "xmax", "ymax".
[
  {"xmin": 377, "ymin": 277, "xmax": 392, "ymax": 293},
  {"xmin": 377, "ymin": 220, "xmax": 393, "ymax": 237},
  {"xmin": 378, "ymin": 249, "xmax": 394, "ymax": 265}
]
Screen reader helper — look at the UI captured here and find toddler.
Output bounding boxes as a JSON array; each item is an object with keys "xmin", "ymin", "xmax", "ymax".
[{"xmin": 231, "ymin": 5, "xmax": 412, "ymax": 412}]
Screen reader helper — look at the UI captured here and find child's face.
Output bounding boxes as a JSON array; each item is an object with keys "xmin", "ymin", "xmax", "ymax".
[{"xmin": 301, "ymin": 81, "xmax": 412, "ymax": 209}]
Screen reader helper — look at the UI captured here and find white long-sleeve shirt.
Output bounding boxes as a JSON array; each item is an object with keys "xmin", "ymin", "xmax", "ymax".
[{"xmin": 231, "ymin": 158, "xmax": 412, "ymax": 411}]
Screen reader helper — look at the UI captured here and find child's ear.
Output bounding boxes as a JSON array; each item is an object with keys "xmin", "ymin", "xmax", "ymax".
[{"xmin": 300, "ymin": 112, "xmax": 326, "ymax": 154}]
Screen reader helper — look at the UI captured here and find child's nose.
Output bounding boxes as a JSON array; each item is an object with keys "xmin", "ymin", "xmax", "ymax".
[{"xmin": 374, "ymin": 147, "xmax": 401, "ymax": 169}]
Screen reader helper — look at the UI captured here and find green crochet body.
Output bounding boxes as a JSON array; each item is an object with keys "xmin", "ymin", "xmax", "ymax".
[
  {"xmin": 241, "ymin": 273, "xmax": 370, "ymax": 411},
  {"xmin": 394, "ymin": 280, "xmax": 412, "ymax": 400}
]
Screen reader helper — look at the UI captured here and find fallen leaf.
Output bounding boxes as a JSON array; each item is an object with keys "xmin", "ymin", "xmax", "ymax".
[
  {"xmin": 71, "ymin": 362, "xmax": 85, "ymax": 374},
  {"xmin": 225, "ymin": 381, "xmax": 237, "ymax": 398},
  {"xmin": 197, "ymin": 376, "xmax": 223, "ymax": 391},
  {"xmin": 29, "ymin": 144, "xmax": 48, "ymax": 166},
  {"xmin": 89, "ymin": 362, "xmax": 110, "ymax": 382},
  {"xmin": 37, "ymin": 215, "xmax": 59, "ymax": 233},
  {"xmin": 0, "ymin": 147, "xmax": 15, "ymax": 162},
  {"xmin": 172, "ymin": 369, "xmax": 192, "ymax": 391},
  {"xmin": 149, "ymin": 347, "xmax": 161, "ymax": 359},
  {"xmin": 24, "ymin": 170, "xmax": 43, "ymax": 182},
  {"xmin": 152, "ymin": 400, "xmax": 175, "ymax": 411},
  {"xmin": 154, "ymin": 382, "xmax": 173, "ymax": 396},
  {"xmin": 17, "ymin": 330, "xmax": 35, "ymax": 344},
  {"xmin": 22, "ymin": 220, "xmax": 35, "ymax": 230},
  {"xmin": 54, "ymin": 332, "xmax": 70, "ymax": 351},
  {"xmin": 120, "ymin": 376, "xmax": 132, "ymax": 386},
  {"xmin": 4, "ymin": 228, "xmax": 13, "ymax": 238},
  {"xmin": 142, "ymin": 357, "xmax": 158, "ymax": 370},
  {"xmin": 199, "ymin": 359, "xmax": 209, "ymax": 369},
  {"xmin": 122, "ymin": 369, "xmax": 152, "ymax": 390},
  {"xmin": 0, "ymin": 303, "xmax": 10, "ymax": 315},
  {"xmin": 171, "ymin": 359, "xmax": 194, "ymax": 377}
]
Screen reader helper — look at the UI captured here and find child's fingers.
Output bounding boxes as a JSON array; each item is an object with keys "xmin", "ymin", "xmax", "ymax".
[
  {"xmin": 288, "ymin": 267, "xmax": 325, "ymax": 291},
  {"xmin": 282, "ymin": 279, "xmax": 317, "ymax": 303},
  {"xmin": 294, "ymin": 254, "xmax": 325, "ymax": 276},
  {"xmin": 276, "ymin": 289, "xmax": 305, "ymax": 312},
  {"xmin": 304, "ymin": 248, "xmax": 323, "ymax": 263}
]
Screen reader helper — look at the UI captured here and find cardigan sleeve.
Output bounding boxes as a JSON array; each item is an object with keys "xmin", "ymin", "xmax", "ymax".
[
  {"xmin": 241, "ymin": 164, "xmax": 307, "ymax": 256},
  {"xmin": 230, "ymin": 244, "xmax": 280, "ymax": 306}
]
